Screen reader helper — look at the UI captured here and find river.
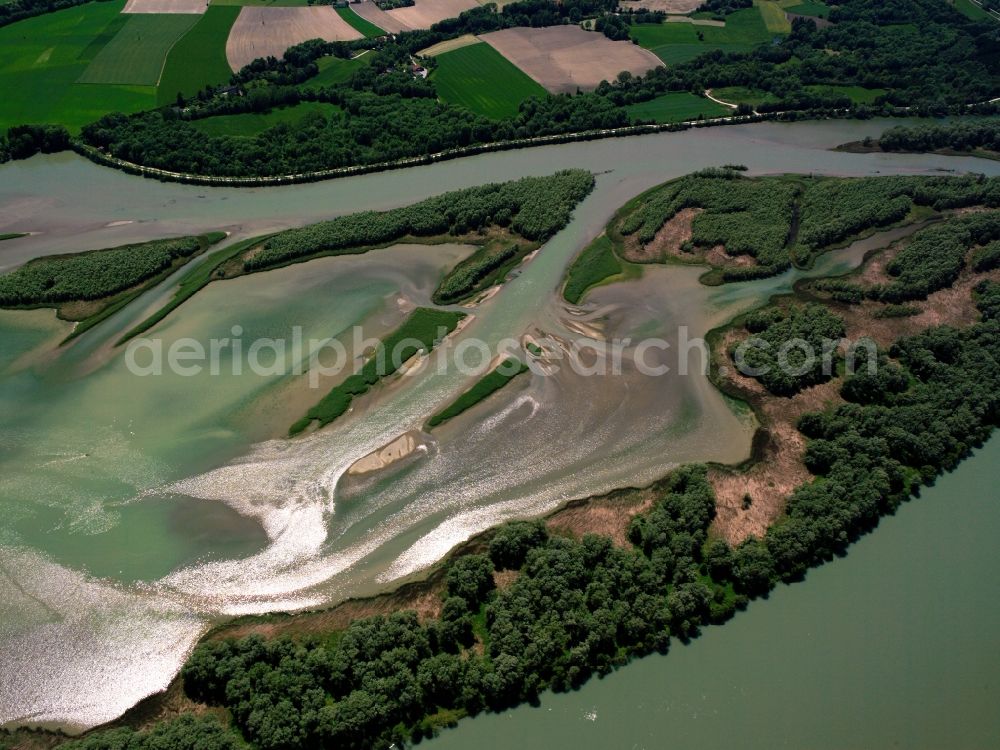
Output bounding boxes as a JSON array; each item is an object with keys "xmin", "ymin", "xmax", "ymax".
[
  {"xmin": 0, "ymin": 119, "xmax": 997, "ymax": 731},
  {"xmin": 428, "ymin": 436, "xmax": 1000, "ymax": 750}
]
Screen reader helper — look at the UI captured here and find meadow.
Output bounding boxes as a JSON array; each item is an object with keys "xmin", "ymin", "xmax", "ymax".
[
  {"xmin": 630, "ymin": 6, "xmax": 776, "ymax": 64},
  {"xmin": 431, "ymin": 41, "xmax": 547, "ymax": 120},
  {"xmin": 157, "ymin": 5, "xmax": 239, "ymax": 104},
  {"xmin": 336, "ymin": 6, "xmax": 385, "ymax": 38},
  {"xmin": 299, "ymin": 52, "xmax": 370, "ymax": 89},
  {"xmin": 78, "ymin": 13, "xmax": 199, "ymax": 86},
  {"xmin": 189, "ymin": 101, "xmax": 341, "ymax": 136},
  {"xmin": 625, "ymin": 92, "xmax": 730, "ymax": 124},
  {"xmin": 0, "ymin": 0, "xmax": 156, "ymax": 132},
  {"xmin": 562, "ymin": 235, "xmax": 623, "ymax": 304}
]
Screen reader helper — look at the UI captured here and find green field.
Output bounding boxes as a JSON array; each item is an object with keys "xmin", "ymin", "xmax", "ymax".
[
  {"xmin": 78, "ymin": 13, "xmax": 199, "ymax": 86},
  {"xmin": 303, "ymin": 52, "xmax": 369, "ymax": 88},
  {"xmin": 0, "ymin": 1, "xmax": 157, "ymax": 132},
  {"xmin": 336, "ymin": 6, "xmax": 385, "ymax": 37},
  {"xmin": 431, "ymin": 42, "xmax": 547, "ymax": 120},
  {"xmin": 190, "ymin": 101, "xmax": 342, "ymax": 136},
  {"xmin": 953, "ymin": 0, "xmax": 991, "ymax": 20},
  {"xmin": 631, "ymin": 7, "xmax": 777, "ymax": 65},
  {"xmin": 785, "ymin": 1, "xmax": 830, "ymax": 17},
  {"xmin": 157, "ymin": 5, "xmax": 239, "ymax": 105},
  {"xmin": 626, "ymin": 92, "xmax": 730, "ymax": 123}
]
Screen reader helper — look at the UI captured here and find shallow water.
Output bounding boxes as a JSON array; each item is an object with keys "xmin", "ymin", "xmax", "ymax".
[{"xmin": 1, "ymin": 119, "xmax": 999, "ymax": 729}]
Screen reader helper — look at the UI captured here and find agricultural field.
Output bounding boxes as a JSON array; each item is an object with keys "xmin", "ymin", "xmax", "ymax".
[
  {"xmin": 157, "ymin": 5, "xmax": 239, "ymax": 103},
  {"xmin": 123, "ymin": 0, "xmax": 208, "ymax": 12},
  {"xmin": 77, "ymin": 13, "xmax": 199, "ymax": 86},
  {"xmin": 418, "ymin": 33, "xmax": 478, "ymax": 57},
  {"xmin": 335, "ymin": 6, "xmax": 385, "ymax": 37},
  {"xmin": 189, "ymin": 101, "xmax": 341, "ymax": 136},
  {"xmin": 431, "ymin": 41, "xmax": 547, "ymax": 120},
  {"xmin": 384, "ymin": 0, "xmax": 478, "ymax": 29},
  {"xmin": 625, "ymin": 91, "xmax": 731, "ymax": 123},
  {"xmin": 350, "ymin": 0, "xmax": 409, "ymax": 33},
  {"xmin": 480, "ymin": 26, "xmax": 662, "ymax": 94},
  {"xmin": 631, "ymin": 6, "xmax": 776, "ymax": 65},
  {"xmin": 0, "ymin": 0, "xmax": 157, "ymax": 132},
  {"xmin": 225, "ymin": 6, "xmax": 361, "ymax": 72}
]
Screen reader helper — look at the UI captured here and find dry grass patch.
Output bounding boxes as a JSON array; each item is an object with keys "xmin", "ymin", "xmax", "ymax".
[
  {"xmin": 124, "ymin": 0, "xmax": 208, "ymax": 13},
  {"xmin": 387, "ymin": 0, "xmax": 480, "ymax": 29},
  {"xmin": 226, "ymin": 6, "xmax": 362, "ymax": 71},
  {"xmin": 709, "ymin": 327, "xmax": 844, "ymax": 544},
  {"xmin": 480, "ymin": 26, "xmax": 662, "ymax": 94},
  {"xmin": 546, "ymin": 486, "xmax": 657, "ymax": 547}
]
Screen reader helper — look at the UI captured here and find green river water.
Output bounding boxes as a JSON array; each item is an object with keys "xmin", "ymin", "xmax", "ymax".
[{"xmin": 0, "ymin": 119, "xmax": 997, "ymax": 734}]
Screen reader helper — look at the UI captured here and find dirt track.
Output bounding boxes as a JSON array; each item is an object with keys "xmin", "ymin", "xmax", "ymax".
[
  {"xmin": 226, "ymin": 7, "xmax": 363, "ymax": 72},
  {"xmin": 480, "ymin": 26, "xmax": 662, "ymax": 94}
]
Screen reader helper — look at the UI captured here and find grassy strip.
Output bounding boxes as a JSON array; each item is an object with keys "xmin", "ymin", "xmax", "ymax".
[
  {"xmin": 290, "ymin": 308, "xmax": 465, "ymax": 435},
  {"xmin": 336, "ymin": 6, "xmax": 385, "ymax": 38},
  {"xmin": 427, "ymin": 356, "xmax": 528, "ymax": 428},
  {"xmin": 117, "ymin": 235, "xmax": 265, "ymax": 345},
  {"xmin": 562, "ymin": 235, "xmax": 623, "ymax": 304},
  {"xmin": 0, "ymin": 232, "xmax": 27, "ymax": 241},
  {"xmin": 432, "ymin": 238, "xmax": 534, "ymax": 304}
]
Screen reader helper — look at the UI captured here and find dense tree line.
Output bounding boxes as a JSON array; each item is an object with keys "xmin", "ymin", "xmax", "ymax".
[
  {"xmin": 618, "ymin": 169, "xmax": 797, "ymax": 278},
  {"xmin": 732, "ymin": 303, "xmax": 847, "ymax": 396},
  {"xmin": 697, "ymin": 0, "xmax": 753, "ymax": 16},
  {"xmin": 866, "ymin": 119, "xmax": 1000, "ymax": 154},
  {"xmin": 0, "ymin": 124, "xmax": 70, "ymax": 164},
  {"xmin": 59, "ymin": 715, "xmax": 239, "ymax": 750},
  {"xmin": 796, "ymin": 174, "xmax": 1000, "ymax": 251},
  {"xmin": 0, "ymin": 234, "xmax": 221, "ymax": 306},
  {"xmin": 247, "ymin": 169, "xmax": 594, "ymax": 271}
]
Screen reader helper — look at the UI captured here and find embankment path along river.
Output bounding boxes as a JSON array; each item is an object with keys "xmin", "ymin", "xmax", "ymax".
[{"xmin": 1, "ymin": 118, "xmax": 999, "ymax": 731}]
